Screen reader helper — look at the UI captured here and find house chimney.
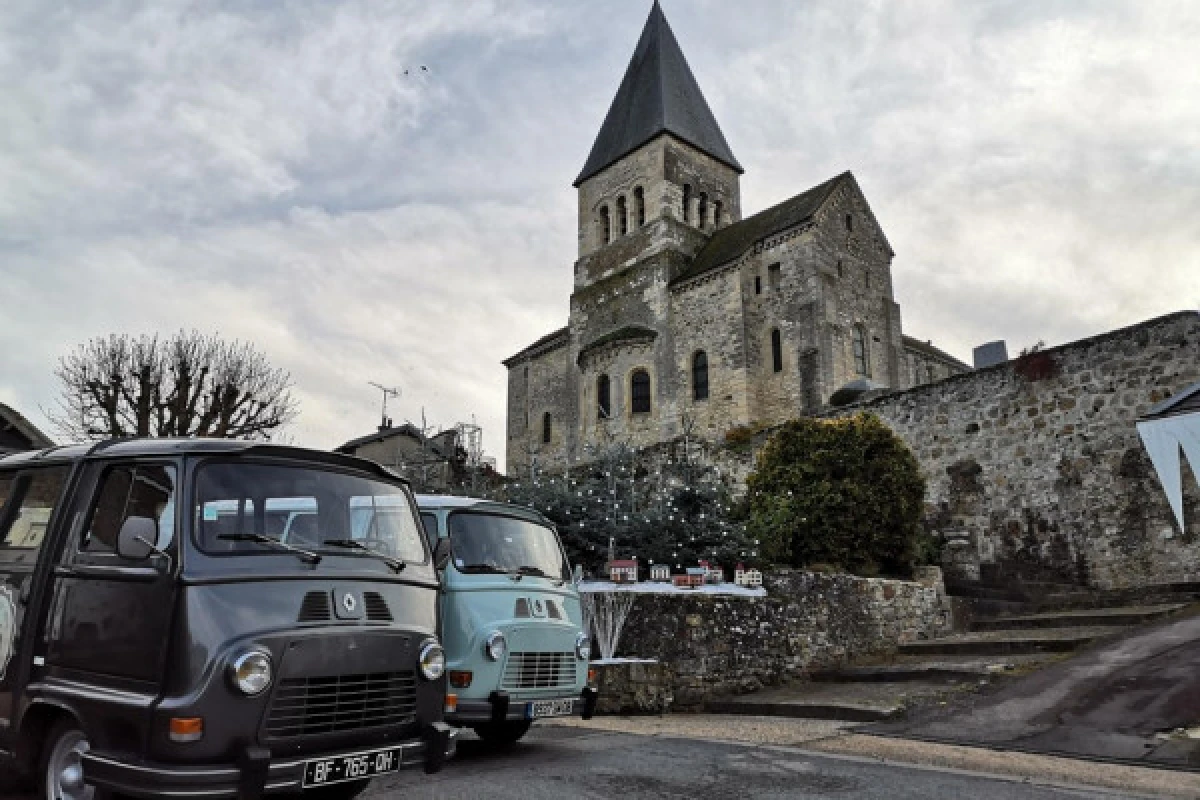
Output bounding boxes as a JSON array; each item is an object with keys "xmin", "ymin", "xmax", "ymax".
[{"xmin": 973, "ymin": 341, "xmax": 1008, "ymax": 369}]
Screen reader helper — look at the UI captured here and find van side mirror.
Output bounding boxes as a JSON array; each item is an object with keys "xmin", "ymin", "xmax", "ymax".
[
  {"xmin": 117, "ymin": 516, "xmax": 158, "ymax": 560},
  {"xmin": 433, "ymin": 538, "xmax": 451, "ymax": 570}
]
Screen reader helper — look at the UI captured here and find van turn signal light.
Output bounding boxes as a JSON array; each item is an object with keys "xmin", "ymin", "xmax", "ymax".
[
  {"xmin": 444, "ymin": 694, "xmax": 458, "ymax": 713},
  {"xmin": 169, "ymin": 717, "xmax": 204, "ymax": 743},
  {"xmin": 588, "ymin": 668, "xmax": 598, "ymax": 684},
  {"xmin": 448, "ymin": 670, "xmax": 473, "ymax": 688}
]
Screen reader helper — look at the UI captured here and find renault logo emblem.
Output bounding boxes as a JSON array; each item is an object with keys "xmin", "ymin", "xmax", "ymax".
[{"xmin": 342, "ymin": 592, "xmax": 357, "ymax": 613}]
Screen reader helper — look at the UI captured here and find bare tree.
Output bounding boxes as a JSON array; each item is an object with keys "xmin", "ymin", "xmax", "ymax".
[{"xmin": 51, "ymin": 331, "xmax": 298, "ymax": 441}]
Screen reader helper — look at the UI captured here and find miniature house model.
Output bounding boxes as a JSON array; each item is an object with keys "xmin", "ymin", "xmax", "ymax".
[
  {"xmin": 607, "ymin": 558, "xmax": 639, "ymax": 583},
  {"xmin": 698, "ymin": 560, "xmax": 724, "ymax": 584},
  {"xmin": 734, "ymin": 563, "xmax": 763, "ymax": 587},
  {"xmin": 649, "ymin": 563, "xmax": 671, "ymax": 582}
]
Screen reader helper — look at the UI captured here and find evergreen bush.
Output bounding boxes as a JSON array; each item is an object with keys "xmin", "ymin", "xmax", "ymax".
[{"xmin": 746, "ymin": 413, "xmax": 926, "ymax": 577}]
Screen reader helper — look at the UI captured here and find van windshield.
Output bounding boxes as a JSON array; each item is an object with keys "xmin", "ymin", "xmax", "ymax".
[
  {"xmin": 448, "ymin": 512, "xmax": 569, "ymax": 581},
  {"xmin": 194, "ymin": 462, "xmax": 426, "ymax": 564}
]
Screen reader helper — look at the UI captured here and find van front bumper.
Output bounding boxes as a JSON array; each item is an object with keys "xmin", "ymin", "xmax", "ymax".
[
  {"xmin": 81, "ymin": 723, "xmax": 456, "ymax": 799},
  {"xmin": 448, "ymin": 687, "xmax": 598, "ymax": 725}
]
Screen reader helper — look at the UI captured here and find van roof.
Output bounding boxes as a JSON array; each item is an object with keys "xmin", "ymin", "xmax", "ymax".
[
  {"xmin": 0, "ymin": 438, "xmax": 406, "ymax": 483},
  {"xmin": 414, "ymin": 494, "xmax": 551, "ymax": 525}
]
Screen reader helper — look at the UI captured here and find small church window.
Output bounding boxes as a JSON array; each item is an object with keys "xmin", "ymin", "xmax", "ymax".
[
  {"xmin": 542, "ymin": 412, "xmax": 552, "ymax": 443},
  {"xmin": 927, "ymin": 364, "xmax": 937, "ymax": 383},
  {"xmin": 754, "ymin": 275, "xmax": 762, "ymax": 295},
  {"xmin": 682, "ymin": 184, "xmax": 691, "ymax": 223},
  {"xmin": 713, "ymin": 200, "xmax": 722, "ymax": 227},
  {"xmin": 634, "ymin": 187, "xmax": 645, "ymax": 227},
  {"xmin": 865, "ymin": 271, "xmax": 871, "ymax": 290},
  {"xmin": 597, "ymin": 374, "xmax": 611, "ymax": 419},
  {"xmin": 617, "ymin": 195, "xmax": 628, "ymax": 237},
  {"xmin": 837, "ymin": 260, "xmax": 844, "ymax": 278},
  {"xmin": 600, "ymin": 206, "xmax": 611, "ymax": 244},
  {"xmin": 771, "ymin": 329, "xmax": 783, "ymax": 373},
  {"xmin": 692, "ymin": 351, "xmax": 709, "ymax": 401},
  {"xmin": 845, "ymin": 213, "xmax": 853, "ymax": 232},
  {"xmin": 698, "ymin": 192, "xmax": 708, "ymax": 229},
  {"xmin": 853, "ymin": 325, "xmax": 869, "ymax": 376},
  {"xmin": 631, "ymin": 369, "xmax": 651, "ymax": 414},
  {"xmin": 768, "ymin": 262, "xmax": 781, "ymax": 290}
]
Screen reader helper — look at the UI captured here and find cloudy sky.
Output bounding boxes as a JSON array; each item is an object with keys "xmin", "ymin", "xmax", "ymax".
[{"xmin": 2, "ymin": 0, "xmax": 1198, "ymax": 469}]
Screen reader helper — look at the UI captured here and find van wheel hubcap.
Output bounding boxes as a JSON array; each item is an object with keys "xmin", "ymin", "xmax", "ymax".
[{"xmin": 47, "ymin": 730, "xmax": 93, "ymax": 800}]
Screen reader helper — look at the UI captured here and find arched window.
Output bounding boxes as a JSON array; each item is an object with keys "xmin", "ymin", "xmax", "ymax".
[
  {"xmin": 617, "ymin": 195, "xmax": 628, "ymax": 237},
  {"xmin": 597, "ymin": 374, "xmax": 611, "ymax": 419},
  {"xmin": 845, "ymin": 213, "xmax": 854, "ymax": 231},
  {"xmin": 634, "ymin": 187, "xmax": 645, "ymax": 227},
  {"xmin": 713, "ymin": 200, "xmax": 723, "ymax": 227},
  {"xmin": 698, "ymin": 192, "xmax": 708, "ymax": 229},
  {"xmin": 692, "ymin": 351, "xmax": 709, "ymax": 401},
  {"xmin": 771, "ymin": 329, "xmax": 783, "ymax": 373},
  {"xmin": 631, "ymin": 369, "xmax": 651, "ymax": 414},
  {"xmin": 542, "ymin": 412, "xmax": 552, "ymax": 443},
  {"xmin": 600, "ymin": 206, "xmax": 611, "ymax": 244},
  {"xmin": 682, "ymin": 184, "xmax": 691, "ymax": 223},
  {"xmin": 852, "ymin": 325, "xmax": 869, "ymax": 376}
]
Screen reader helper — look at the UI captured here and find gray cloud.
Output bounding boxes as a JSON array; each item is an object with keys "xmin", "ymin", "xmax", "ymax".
[{"xmin": 2, "ymin": 0, "xmax": 1198, "ymax": 468}]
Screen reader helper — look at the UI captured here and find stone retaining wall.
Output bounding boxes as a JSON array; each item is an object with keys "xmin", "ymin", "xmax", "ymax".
[{"xmin": 592, "ymin": 568, "xmax": 957, "ymax": 713}]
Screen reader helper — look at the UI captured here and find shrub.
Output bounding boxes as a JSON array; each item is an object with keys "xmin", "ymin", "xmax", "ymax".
[{"xmin": 746, "ymin": 413, "xmax": 926, "ymax": 577}]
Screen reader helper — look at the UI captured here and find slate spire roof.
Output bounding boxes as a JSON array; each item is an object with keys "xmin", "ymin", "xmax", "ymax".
[{"xmin": 574, "ymin": 1, "xmax": 742, "ymax": 187}]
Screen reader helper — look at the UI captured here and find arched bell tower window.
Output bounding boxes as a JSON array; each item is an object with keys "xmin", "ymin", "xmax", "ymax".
[
  {"xmin": 631, "ymin": 369, "xmax": 651, "ymax": 414},
  {"xmin": 682, "ymin": 184, "xmax": 691, "ymax": 224},
  {"xmin": 698, "ymin": 192, "xmax": 708, "ymax": 229},
  {"xmin": 713, "ymin": 200, "xmax": 723, "ymax": 228},
  {"xmin": 542, "ymin": 412, "xmax": 552, "ymax": 443},
  {"xmin": 692, "ymin": 351, "xmax": 709, "ymax": 401},
  {"xmin": 597, "ymin": 374, "xmax": 611, "ymax": 419},
  {"xmin": 771, "ymin": 328, "xmax": 783, "ymax": 373},
  {"xmin": 852, "ymin": 325, "xmax": 869, "ymax": 376},
  {"xmin": 600, "ymin": 206, "xmax": 611, "ymax": 244},
  {"xmin": 617, "ymin": 195, "xmax": 628, "ymax": 237},
  {"xmin": 634, "ymin": 187, "xmax": 645, "ymax": 227}
]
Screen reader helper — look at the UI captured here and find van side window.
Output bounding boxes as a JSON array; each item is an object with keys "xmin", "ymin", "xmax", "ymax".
[
  {"xmin": 0, "ymin": 467, "xmax": 70, "ymax": 550},
  {"xmin": 83, "ymin": 465, "xmax": 177, "ymax": 553}
]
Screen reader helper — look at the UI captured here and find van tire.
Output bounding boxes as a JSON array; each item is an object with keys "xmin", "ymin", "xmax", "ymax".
[
  {"xmin": 472, "ymin": 720, "xmax": 531, "ymax": 747},
  {"xmin": 297, "ymin": 779, "xmax": 371, "ymax": 799},
  {"xmin": 38, "ymin": 717, "xmax": 113, "ymax": 800}
]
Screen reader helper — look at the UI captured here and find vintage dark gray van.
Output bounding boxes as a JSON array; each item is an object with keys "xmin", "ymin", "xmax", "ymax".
[{"xmin": 0, "ymin": 439, "xmax": 452, "ymax": 799}]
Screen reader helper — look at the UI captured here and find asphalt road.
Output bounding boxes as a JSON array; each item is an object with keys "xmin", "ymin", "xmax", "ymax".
[
  {"xmin": 874, "ymin": 608, "xmax": 1200, "ymax": 767},
  {"xmin": 361, "ymin": 725, "xmax": 1139, "ymax": 800}
]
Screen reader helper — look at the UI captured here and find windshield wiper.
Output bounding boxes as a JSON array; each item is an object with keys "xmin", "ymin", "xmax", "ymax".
[
  {"xmin": 217, "ymin": 533, "xmax": 322, "ymax": 565},
  {"xmin": 322, "ymin": 539, "xmax": 407, "ymax": 573},
  {"xmin": 515, "ymin": 565, "xmax": 566, "ymax": 586},
  {"xmin": 457, "ymin": 563, "xmax": 514, "ymax": 575}
]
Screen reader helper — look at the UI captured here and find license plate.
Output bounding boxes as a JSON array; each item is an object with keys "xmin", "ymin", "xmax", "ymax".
[
  {"xmin": 527, "ymin": 698, "xmax": 576, "ymax": 719},
  {"xmin": 303, "ymin": 746, "xmax": 404, "ymax": 787}
]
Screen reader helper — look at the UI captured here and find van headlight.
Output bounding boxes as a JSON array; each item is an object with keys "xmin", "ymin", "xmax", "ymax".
[
  {"xmin": 418, "ymin": 641, "xmax": 446, "ymax": 681},
  {"xmin": 575, "ymin": 632, "xmax": 591, "ymax": 661},
  {"xmin": 484, "ymin": 631, "xmax": 507, "ymax": 662},
  {"xmin": 229, "ymin": 650, "xmax": 273, "ymax": 696}
]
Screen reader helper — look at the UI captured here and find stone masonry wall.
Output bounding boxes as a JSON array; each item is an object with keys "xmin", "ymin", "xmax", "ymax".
[{"xmin": 594, "ymin": 569, "xmax": 955, "ymax": 713}]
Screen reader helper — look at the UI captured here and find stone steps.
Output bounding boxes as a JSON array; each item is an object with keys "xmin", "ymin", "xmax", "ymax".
[
  {"xmin": 811, "ymin": 654, "xmax": 1051, "ymax": 683},
  {"xmin": 705, "ymin": 679, "xmax": 970, "ymax": 722},
  {"xmin": 896, "ymin": 625, "xmax": 1127, "ymax": 656},
  {"xmin": 972, "ymin": 603, "xmax": 1189, "ymax": 631}
]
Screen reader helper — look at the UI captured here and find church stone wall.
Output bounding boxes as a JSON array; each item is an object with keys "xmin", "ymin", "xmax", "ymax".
[{"xmin": 506, "ymin": 339, "xmax": 575, "ymax": 474}]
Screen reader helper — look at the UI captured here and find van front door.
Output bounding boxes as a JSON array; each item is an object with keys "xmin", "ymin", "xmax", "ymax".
[{"xmin": 0, "ymin": 466, "xmax": 71, "ymax": 750}]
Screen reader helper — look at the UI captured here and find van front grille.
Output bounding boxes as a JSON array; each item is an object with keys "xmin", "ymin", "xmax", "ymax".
[
  {"xmin": 297, "ymin": 592, "xmax": 331, "ymax": 623},
  {"xmin": 501, "ymin": 652, "xmax": 576, "ymax": 690},
  {"xmin": 265, "ymin": 671, "xmax": 417, "ymax": 738},
  {"xmin": 363, "ymin": 591, "xmax": 393, "ymax": 622}
]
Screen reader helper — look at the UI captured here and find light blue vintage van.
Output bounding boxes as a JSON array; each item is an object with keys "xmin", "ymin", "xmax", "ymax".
[{"xmin": 415, "ymin": 495, "xmax": 597, "ymax": 744}]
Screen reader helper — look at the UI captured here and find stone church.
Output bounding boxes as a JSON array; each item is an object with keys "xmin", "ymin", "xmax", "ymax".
[{"xmin": 504, "ymin": 2, "xmax": 967, "ymax": 473}]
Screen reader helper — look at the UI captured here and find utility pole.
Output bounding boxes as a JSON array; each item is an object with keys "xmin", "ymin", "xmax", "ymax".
[{"xmin": 368, "ymin": 382, "xmax": 400, "ymax": 430}]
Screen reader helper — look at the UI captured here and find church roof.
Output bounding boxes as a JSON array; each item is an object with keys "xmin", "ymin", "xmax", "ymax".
[
  {"xmin": 674, "ymin": 172, "xmax": 850, "ymax": 285},
  {"xmin": 502, "ymin": 326, "xmax": 569, "ymax": 367},
  {"xmin": 574, "ymin": 1, "xmax": 742, "ymax": 187}
]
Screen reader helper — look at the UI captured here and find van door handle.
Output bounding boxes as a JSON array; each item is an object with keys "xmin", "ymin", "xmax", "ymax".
[{"xmin": 53, "ymin": 564, "xmax": 161, "ymax": 583}]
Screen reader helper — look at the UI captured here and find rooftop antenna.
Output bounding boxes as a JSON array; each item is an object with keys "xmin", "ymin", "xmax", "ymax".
[{"xmin": 368, "ymin": 382, "xmax": 400, "ymax": 430}]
